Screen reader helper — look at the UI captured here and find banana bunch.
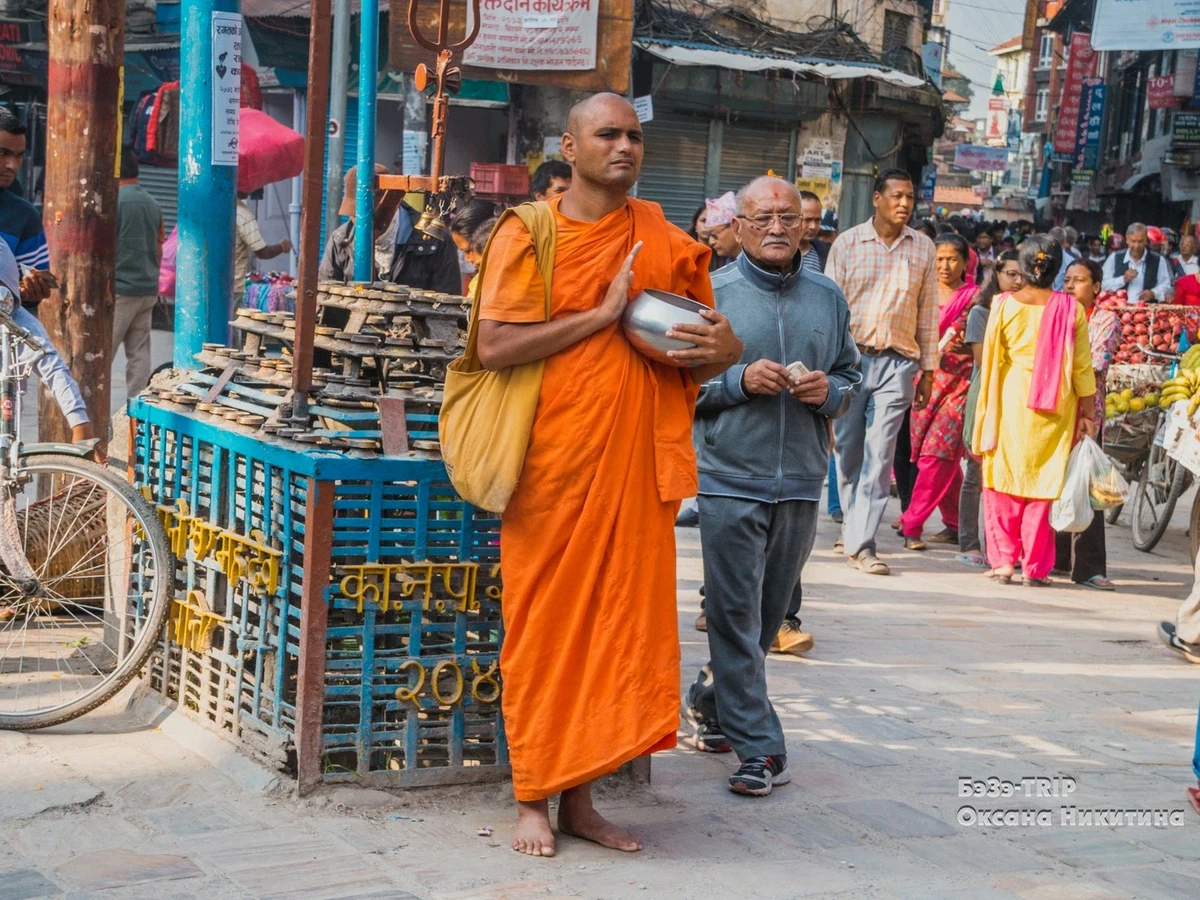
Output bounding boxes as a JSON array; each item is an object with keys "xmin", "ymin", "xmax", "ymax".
[
  {"xmin": 1182, "ymin": 345, "xmax": 1200, "ymax": 371},
  {"xmin": 1160, "ymin": 368, "xmax": 1200, "ymax": 414}
]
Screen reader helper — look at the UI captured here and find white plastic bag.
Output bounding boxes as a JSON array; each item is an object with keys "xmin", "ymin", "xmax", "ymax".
[
  {"xmin": 1084, "ymin": 439, "xmax": 1128, "ymax": 509},
  {"xmin": 1050, "ymin": 438, "xmax": 1100, "ymax": 533}
]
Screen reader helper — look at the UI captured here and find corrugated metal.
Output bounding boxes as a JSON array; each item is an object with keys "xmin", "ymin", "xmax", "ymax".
[
  {"xmin": 138, "ymin": 163, "xmax": 179, "ymax": 232},
  {"xmin": 637, "ymin": 113, "xmax": 710, "ymax": 230},
  {"xmin": 718, "ymin": 122, "xmax": 793, "ymax": 196}
]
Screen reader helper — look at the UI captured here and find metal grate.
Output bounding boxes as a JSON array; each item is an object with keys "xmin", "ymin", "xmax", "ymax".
[
  {"xmin": 882, "ymin": 10, "xmax": 914, "ymax": 55},
  {"xmin": 131, "ymin": 399, "xmax": 507, "ymax": 787}
]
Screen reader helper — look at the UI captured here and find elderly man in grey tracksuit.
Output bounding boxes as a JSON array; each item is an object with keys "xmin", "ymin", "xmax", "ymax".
[{"xmin": 688, "ymin": 176, "xmax": 861, "ymax": 797}]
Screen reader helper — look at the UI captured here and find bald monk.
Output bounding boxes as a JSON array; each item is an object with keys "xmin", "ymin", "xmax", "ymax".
[{"xmin": 477, "ymin": 93, "xmax": 743, "ymax": 857}]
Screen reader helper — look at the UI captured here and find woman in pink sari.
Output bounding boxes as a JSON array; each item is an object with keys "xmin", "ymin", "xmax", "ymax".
[{"xmin": 901, "ymin": 233, "xmax": 978, "ymax": 549}]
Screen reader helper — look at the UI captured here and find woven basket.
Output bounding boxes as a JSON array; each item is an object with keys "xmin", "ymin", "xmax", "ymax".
[{"xmin": 19, "ymin": 481, "xmax": 108, "ymax": 604}]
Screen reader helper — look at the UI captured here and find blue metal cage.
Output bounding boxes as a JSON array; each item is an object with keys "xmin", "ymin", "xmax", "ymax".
[{"xmin": 130, "ymin": 398, "xmax": 507, "ymax": 790}]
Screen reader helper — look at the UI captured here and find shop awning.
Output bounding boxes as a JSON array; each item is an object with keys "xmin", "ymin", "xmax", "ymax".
[{"xmin": 635, "ymin": 39, "xmax": 928, "ymax": 90}]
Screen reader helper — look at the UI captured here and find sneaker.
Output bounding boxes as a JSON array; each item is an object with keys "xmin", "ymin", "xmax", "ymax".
[
  {"xmin": 676, "ymin": 507, "xmax": 699, "ymax": 528},
  {"xmin": 771, "ymin": 617, "xmax": 814, "ymax": 655},
  {"xmin": 728, "ymin": 755, "xmax": 791, "ymax": 796},
  {"xmin": 692, "ymin": 721, "xmax": 732, "ymax": 753},
  {"xmin": 830, "ymin": 510, "xmax": 844, "ymax": 524},
  {"xmin": 1158, "ymin": 621, "xmax": 1200, "ymax": 664}
]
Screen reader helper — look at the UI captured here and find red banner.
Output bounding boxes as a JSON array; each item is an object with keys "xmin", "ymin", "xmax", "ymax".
[
  {"xmin": 1148, "ymin": 75, "xmax": 1179, "ymax": 109},
  {"xmin": 1053, "ymin": 32, "xmax": 1098, "ymax": 155}
]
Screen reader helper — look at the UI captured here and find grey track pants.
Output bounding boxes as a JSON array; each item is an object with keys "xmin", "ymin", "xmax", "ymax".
[{"xmin": 689, "ymin": 495, "xmax": 819, "ymax": 761}]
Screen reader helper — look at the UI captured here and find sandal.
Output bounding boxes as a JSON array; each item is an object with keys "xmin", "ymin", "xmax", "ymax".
[
  {"xmin": 833, "ymin": 537, "xmax": 844, "ymax": 555},
  {"xmin": 1022, "ymin": 576, "xmax": 1053, "ymax": 587},
  {"xmin": 1082, "ymin": 575, "xmax": 1115, "ymax": 591},
  {"xmin": 1187, "ymin": 786, "xmax": 1200, "ymax": 816},
  {"xmin": 955, "ymin": 553, "xmax": 989, "ymax": 569},
  {"xmin": 904, "ymin": 537, "xmax": 927, "ymax": 551},
  {"xmin": 926, "ymin": 528, "xmax": 958, "ymax": 545},
  {"xmin": 987, "ymin": 570, "xmax": 1013, "ymax": 584}
]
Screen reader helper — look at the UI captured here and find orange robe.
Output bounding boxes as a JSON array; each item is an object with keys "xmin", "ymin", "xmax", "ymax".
[{"xmin": 479, "ymin": 195, "xmax": 713, "ymax": 800}]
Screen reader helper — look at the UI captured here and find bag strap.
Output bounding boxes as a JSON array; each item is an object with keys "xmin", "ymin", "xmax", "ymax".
[{"xmin": 460, "ymin": 201, "xmax": 557, "ymax": 367}]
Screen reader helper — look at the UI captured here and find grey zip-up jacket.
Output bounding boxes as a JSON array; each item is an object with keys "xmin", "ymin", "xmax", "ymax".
[{"xmin": 695, "ymin": 253, "xmax": 862, "ymax": 503}]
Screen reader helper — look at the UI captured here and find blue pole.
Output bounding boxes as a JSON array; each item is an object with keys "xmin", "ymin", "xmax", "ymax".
[
  {"xmin": 176, "ymin": 0, "xmax": 241, "ymax": 368},
  {"xmin": 353, "ymin": 0, "xmax": 379, "ymax": 282}
]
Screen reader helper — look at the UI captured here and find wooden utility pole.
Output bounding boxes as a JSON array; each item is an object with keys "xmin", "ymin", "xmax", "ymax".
[{"xmin": 39, "ymin": 0, "xmax": 124, "ymax": 442}]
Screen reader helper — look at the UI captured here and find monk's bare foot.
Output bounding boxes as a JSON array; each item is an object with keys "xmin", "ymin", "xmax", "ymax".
[
  {"xmin": 512, "ymin": 799, "xmax": 555, "ymax": 857},
  {"xmin": 558, "ymin": 783, "xmax": 642, "ymax": 852}
]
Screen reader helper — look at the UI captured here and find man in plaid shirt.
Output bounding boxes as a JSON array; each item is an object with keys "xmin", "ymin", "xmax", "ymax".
[{"xmin": 825, "ymin": 169, "xmax": 938, "ymax": 576}]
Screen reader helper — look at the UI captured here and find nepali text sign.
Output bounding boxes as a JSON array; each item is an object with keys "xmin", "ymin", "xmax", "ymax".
[
  {"xmin": 1149, "ymin": 74, "xmax": 1180, "ymax": 108},
  {"xmin": 1074, "ymin": 78, "xmax": 1106, "ymax": 170},
  {"xmin": 1093, "ymin": 0, "xmax": 1200, "ymax": 51},
  {"xmin": 953, "ymin": 144, "xmax": 1009, "ymax": 173},
  {"xmin": 1053, "ymin": 32, "xmax": 1098, "ymax": 155},
  {"xmin": 211, "ymin": 12, "xmax": 242, "ymax": 167},
  {"xmin": 464, "ymin": 0, "xmax": 598, "ymax": 71},
  {"xmin": 1174, "ymin": 111, "xmax": 1200, "ymax": 148}
]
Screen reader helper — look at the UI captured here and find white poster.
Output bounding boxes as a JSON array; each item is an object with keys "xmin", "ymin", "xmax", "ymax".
[
  {"xmin": 211, "ymin": 12, "xmax": 242, "ymax": 166},
  {"xmin": 401, "ymin": 131, "xmax": 428, "ymax": 176},
  {"xmin": 801, "ymin": 139, "xmax": 833, "ymax": 180},
  {"xmin": 464, "ymin": 0, "xmax": 599, "ymax": 71},
  {"xmin": 1093, "ymin": 0, "xmax": 1200, "ymax": 50}
]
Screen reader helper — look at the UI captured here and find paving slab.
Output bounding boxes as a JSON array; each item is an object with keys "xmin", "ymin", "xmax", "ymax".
[
  {"xmin": 0, "ymin": 869, "xmax": 60, "ymax": 900},
  {"xmin": 827, "ymin": 799, "xmax": 956, "ymax": 838},
  {"xmin": 53, "ymin": 848, "xmax": 203, "ymax": 890}
]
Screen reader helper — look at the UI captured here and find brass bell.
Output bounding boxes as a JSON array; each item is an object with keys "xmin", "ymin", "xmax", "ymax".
[{"xmin": 415, "ymin": 206, "xmax": 448, "ymax": 241}]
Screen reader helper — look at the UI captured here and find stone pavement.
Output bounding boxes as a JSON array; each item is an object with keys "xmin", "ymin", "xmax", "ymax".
[{"xmin": 2, "ymin": 495, "xmax": 1199, "ymax": 899}]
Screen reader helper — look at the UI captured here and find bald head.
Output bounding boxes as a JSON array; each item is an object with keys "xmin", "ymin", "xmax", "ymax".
[
  {"xmin": 735, "ymin": 176, "xmax": 801, "ymax": 216},
  {"xmin": 561, "ymin": 92, "xmax": 643, "ymax": 194},
  {"xmin": 566, "ymin": 92, "xmax": 636, "ymax": 135}
]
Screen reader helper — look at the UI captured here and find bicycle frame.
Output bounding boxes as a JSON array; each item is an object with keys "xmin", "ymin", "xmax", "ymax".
[{"xmin": 0, "ymin": 315, "xmax": 47, "ymax": 586}]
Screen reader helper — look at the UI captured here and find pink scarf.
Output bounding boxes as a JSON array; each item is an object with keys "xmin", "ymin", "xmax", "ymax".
[
  {"xmin": 1027, "ymin": 290, "xmax": 1077, "ymax": 412},
  {"xmin": 939, "ymin": 283, "xmax": 977, "ymax": 336}
]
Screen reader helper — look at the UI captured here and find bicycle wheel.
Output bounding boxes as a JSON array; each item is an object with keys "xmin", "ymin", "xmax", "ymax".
[
  {"xmin": 1131, "ymin": 444, "xmax": 1187, "ymax": 553},
  {"xmin": 0, "ymin": 454, "xmax": 171, "ymax": 729}
]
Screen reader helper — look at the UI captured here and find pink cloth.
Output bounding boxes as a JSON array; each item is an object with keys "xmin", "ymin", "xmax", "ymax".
[
  {"xmin": 1028, "ymin": 290, "xmax": 1077, "ymax": 412},
  {"xmin": 705, "ymin": 192, "xmax": 737, "ymax": 227},
  {"xmin": 902, "ymin": 455, "xmax": 963, "ymax": 538},
  {"xmin": 939, "ymin": 283, "xmax": 977, "ymax": 336},
  {"xmin": 983, "ymin": 488, "xmax": 1055, "ymax": 579},
  {"xmin": 967, "ymin": 248, "xmax": 978, "ymax": 285}
]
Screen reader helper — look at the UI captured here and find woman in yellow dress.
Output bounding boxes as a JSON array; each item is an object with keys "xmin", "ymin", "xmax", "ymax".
[{"xmin": 971, "ymin": 236, "xmax": 1098, "ymax": 585}]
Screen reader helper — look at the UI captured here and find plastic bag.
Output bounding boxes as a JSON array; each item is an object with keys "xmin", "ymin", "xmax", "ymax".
[
  {"xmin": 1084, "ymin": 438, "xmax": 1129, "ymax": 510},
  {"xmin": 1051, "ymin": 437, "xmax": 1128, "ymax": 532},
  {"xmin": 158, "ymin": 226, "xmax": 178, "ymax": 301}
]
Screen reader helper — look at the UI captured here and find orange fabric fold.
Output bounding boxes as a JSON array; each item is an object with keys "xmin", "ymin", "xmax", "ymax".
[{"xmin": 478, "ymin": 196, "xmax": 713, "ymax": 800}]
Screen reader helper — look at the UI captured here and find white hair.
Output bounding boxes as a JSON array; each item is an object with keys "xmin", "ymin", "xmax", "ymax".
[{"xmin": 1126, "ymin": 222, "xmax": 1148, "ymax": 237}]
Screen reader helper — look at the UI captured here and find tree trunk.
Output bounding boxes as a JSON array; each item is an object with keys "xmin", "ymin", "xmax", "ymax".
[{"xmin": 39, "ymin": 0, "xmax": 124, "ymax": 442}]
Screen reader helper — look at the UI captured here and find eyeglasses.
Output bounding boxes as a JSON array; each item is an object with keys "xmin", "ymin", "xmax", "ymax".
[{"xmin": 737, "ymin": 214, "xmax": 805, "ymax": 230}]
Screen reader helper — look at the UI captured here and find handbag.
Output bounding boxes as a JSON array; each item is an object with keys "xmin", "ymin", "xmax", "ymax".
[{"xmin": 438, "ymin": 202, "xmax": 555, "ymax": 513}]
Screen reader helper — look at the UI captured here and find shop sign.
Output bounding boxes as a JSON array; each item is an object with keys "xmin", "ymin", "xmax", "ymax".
[
  {"xmin": 1173, "ymin": 111, "xmax": 1200, "ymax": 148},
  {"xmin": 985, "ymin": 96, "xmax": 1008, "ymax": 148},
  {"xmin": 0, "ymin": 19, "xmax": 45, "ymax": 78},
  {"xmin": 1149, "ymin": 75, "xmax": 1180, "ymax": 109},
  {"xmin": 1074, "ymin": 78, "xmax": 1106, "ymax": 170},
  {"xmin": 1053, "ymin": 32, "xmax": 1097, "ymax": 155},
  {"xmin": 464, "ymin": 0, "xmax": 599, "ymax": 71},
  {"xmin": 954, "ymin": 144, "xmax": 1009, "ymax": 172},
  {"xmin": 1093, "ymin": 0, "xmax": 1200, "ymax": 51}
]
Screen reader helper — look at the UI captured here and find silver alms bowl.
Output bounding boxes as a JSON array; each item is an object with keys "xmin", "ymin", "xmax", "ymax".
[{"xmin": 622, "ymin": 289, "xmax": 709, "ymax": 365}]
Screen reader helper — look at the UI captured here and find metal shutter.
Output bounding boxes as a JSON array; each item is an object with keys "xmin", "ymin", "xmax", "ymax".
[
  {"xmin": 320, "ymin": 96, "xmax": 359, "ymax": 247},
  {"xmin": 138, "ymin": 164, "xmax": 179, "ymax": 232},
  {"xmin": 718, "ymin": 123, "xmax": 793, "ymax": 196},
  {"xmin": 638, "ymin": 113, "xmax": 710, "ymax": 229}
]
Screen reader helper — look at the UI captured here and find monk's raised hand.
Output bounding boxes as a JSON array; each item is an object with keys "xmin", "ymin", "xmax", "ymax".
[
  {"xmin": 594, "ymin": 242, "xmax": 643, "ymax": 329},
  {"xmin": 740, "ymin": 359, "xmax": 792, "ymax": 395},
  {"xmin": 665, "ymin": 309, "xmax": 743, "ymax": 368}
]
